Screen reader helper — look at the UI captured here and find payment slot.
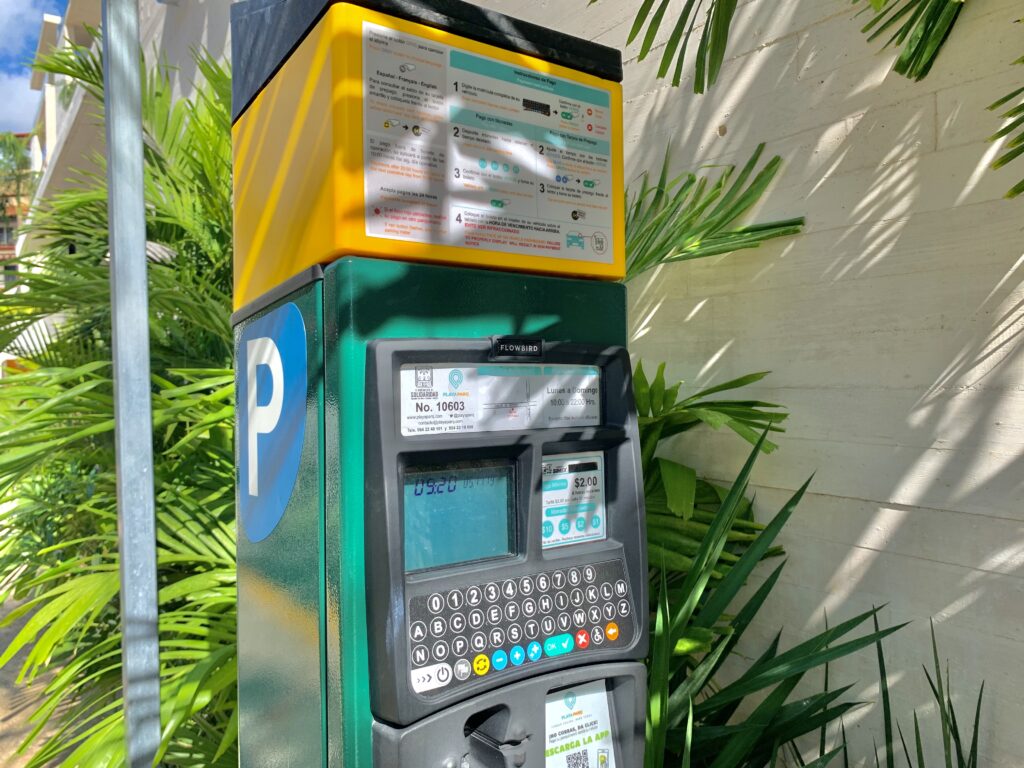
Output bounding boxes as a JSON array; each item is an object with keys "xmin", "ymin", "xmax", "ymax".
[{"xmin": 364, "ymin": 340, "xmax": 647, "ymax": 764}]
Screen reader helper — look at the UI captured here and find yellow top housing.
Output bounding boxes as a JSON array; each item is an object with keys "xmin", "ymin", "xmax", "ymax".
[{"xmin": 232, "ymin": 2, "xmax": 625, "ymax": 309}]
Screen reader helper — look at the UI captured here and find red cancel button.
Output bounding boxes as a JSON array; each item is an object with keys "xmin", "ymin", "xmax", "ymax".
[{"xmin": 575, "ymin": 630, "xmax": 591, "ymax": 650}]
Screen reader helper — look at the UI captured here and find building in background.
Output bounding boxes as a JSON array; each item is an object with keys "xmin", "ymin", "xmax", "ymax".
[{"xmin": 20, "ymin": 0, "xmax": 233, "ymax": 258}]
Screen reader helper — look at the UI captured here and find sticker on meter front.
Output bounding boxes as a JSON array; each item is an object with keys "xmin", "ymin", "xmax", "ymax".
[
  {"xmin": 399, "ymin": 364, "xmax": 600, "ymax": 435},
  {"xmin": 542, "ymin": 451, "xmax": 606, "ymax": 549}
]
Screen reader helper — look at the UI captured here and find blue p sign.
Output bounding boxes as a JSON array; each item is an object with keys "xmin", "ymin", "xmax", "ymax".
[{"xmin": 237, "ymin": 302, "xmax": 306, "ymax": 542}]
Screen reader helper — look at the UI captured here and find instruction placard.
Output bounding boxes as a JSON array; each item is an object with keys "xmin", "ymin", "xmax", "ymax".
[
  {"xmin": 542, "ymin": 451, "xmax": 606, "ymax": 549},
  {"xmin": 399, "ymin": 364, "xmax": 601, "ymax": 436},
  {"xmin": 545, "ymin": 680, "xmax": 617, "ymax": 767},
  {"xmin": 363, "ymin": 21, "xmax": 615, "ymax": 263}
]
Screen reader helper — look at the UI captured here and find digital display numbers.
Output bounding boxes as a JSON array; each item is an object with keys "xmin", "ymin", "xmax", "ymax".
[{"xmin": 403, "ymin": 461, "xmax": 515, "ymax": 572}]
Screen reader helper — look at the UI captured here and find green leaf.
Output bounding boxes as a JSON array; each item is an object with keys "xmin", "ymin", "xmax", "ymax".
[{"xmin": 658, "ymin": 458, "xmax": 697, "ymax": 519}]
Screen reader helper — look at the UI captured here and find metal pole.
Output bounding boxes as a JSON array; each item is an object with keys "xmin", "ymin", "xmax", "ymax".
[{"xmin": 102, "ymin": 0, "xmax": 161, "ymax": 764}]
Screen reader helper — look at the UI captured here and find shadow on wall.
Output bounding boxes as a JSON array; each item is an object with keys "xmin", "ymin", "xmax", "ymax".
[{"xmin": 618, "ymin": 0, "xmax": 1023, "ymax": 764}]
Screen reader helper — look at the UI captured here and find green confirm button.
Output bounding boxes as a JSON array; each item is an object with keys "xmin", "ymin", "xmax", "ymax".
[{"xmin": 543, "ymin": 634, "xmax": 575, "ymax": 657}]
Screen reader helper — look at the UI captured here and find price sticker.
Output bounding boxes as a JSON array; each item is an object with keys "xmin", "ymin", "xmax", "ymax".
[{"xmin": 541, "ymin": 451, "xmax": 606, "ymax": 549}]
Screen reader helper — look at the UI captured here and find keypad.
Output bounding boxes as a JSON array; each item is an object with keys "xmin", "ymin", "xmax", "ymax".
[{"xmin": 407, "ymin": 558, "xmax": 636, "ymax": 696}]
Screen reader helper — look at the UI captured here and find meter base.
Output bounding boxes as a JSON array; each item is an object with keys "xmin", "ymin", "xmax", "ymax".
[{"xmin": 373, "ymin": 662, "xmax": 645, "ymax": 768}]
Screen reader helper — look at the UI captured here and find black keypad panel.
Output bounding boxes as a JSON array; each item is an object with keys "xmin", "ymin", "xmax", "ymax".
[{"xmin": 407, "ymin": 559, "xmax": 636, "ymax": 697}]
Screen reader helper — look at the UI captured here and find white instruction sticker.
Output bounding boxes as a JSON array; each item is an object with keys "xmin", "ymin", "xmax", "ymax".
[
  {"xmin": 399, "ymin": 364, "xmax": 601, "ymax": 436},
  {"xmin": 542, "ymin": 452, "xmax": 606, "ymax": 549},
  {"xmin": 545, "ymin": 680, "xmax": 616, "ymax": 767},
  {"xmin": 363, "ymin": 21, "xmax": 615, "ymax": 262}
]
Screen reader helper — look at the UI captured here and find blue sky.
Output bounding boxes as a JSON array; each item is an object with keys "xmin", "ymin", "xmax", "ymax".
[{"xmin": 0, "ymin": 0, "xmax": 69, "ymax": 133}]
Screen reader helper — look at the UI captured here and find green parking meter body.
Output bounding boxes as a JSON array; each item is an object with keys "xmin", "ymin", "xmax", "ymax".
[{"xmin": 231, "ymin": 1, "xmax": 648, "ymax": 766}]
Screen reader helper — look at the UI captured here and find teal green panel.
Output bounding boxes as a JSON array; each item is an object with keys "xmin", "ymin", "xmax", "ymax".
[
  {"xmin": 236, "ymin": 281, "xmax": 326, "ymax": 767},
  {"xmin": 322, "ymin": 257, "xmax": 625, "ymax": 768}
]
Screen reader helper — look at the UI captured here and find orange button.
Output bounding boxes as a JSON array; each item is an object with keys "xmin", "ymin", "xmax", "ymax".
[
  {"xmin": 473, "ymin": 654, "xmax": 490, "ymax": 676},
  {"xmin": 605, "ymin": 622, "xmax": 620, "ymax": 642}
]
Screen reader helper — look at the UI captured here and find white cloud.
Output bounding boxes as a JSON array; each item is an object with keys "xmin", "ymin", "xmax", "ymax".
[
  {"xmin": 0, "ymin": 0, "xmax": 51, "ymax": 64},
  {"xmin": 0, "ymin": 71, "xmax": 40, "ymax": 133}
]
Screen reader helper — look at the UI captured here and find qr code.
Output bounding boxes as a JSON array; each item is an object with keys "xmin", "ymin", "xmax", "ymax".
[{"xmin": 566, "ymin": 751, "xmax": 590, "ymax": 768}]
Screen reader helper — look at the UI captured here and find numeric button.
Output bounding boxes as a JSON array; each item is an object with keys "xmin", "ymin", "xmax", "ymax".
[
  {"xmin": 537, "ymin": 573, "xmax": 551, "ymax": 591},
  {"xmin": 427, "ymin": 593, "xmax": 445, "ymax": 613},
  {"xmin": 466, "ymin": 585, "xmax": 483, "ymax": 606},
  {"xmin": 484, "ymin": 582, "xmax": 500, "ymax": 602},
  {"xmin": 446, "ymin": 590, "xmax": 464, "ymax": 610},
  {"xmin": 552, "ymin": 570, "xmax": 567, "ymax": 589},
  {"xmin": 519, "ymin": 576, "xmax": 534, "ymax": 596},
  {"xmin": 583, "ymin": 565, "xmax": 597, "ymax": 583},
  {"xmin": 568, "ymin": 568, "xmax": 582, "ymax": 586},
  {"xmin": 502, "ymin": 580, "xmax": 518, "ymax": 599}
]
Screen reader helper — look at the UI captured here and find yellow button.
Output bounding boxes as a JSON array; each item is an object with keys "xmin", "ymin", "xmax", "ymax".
[
  {"xmin": 473, "ymin": 654, "xmax": 490, "ymax": 676},
  {"xmin": 605, "ymin": 622, "xmax": 620, "ymax": 642}
]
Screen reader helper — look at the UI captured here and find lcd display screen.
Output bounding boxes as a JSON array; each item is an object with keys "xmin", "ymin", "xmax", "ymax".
[{"xmin": 403, "ymin": 461, "xmax": 515, "ymax": 572}]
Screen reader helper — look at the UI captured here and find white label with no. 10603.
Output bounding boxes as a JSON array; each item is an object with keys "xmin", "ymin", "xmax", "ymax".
[{"xmin": 399, "ymin": 364, "xmax": 601, "ymax": 436}]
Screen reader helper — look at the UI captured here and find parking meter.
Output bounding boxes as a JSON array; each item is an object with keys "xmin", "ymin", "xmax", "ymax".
[{"xmin": 231, "ymin": 2, "xmax": 647, "ymax": 767}]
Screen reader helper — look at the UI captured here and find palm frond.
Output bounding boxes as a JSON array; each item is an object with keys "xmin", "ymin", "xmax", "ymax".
[
  {"xmin": 626, "ymin": 144, "xmax": 804, "ymax": 281},
  {"xmin": 987, "ymin": 48, "xmax": 1024, "ymax": 199},
  {"xmin": 856, "ymin": 0, "xmax": 965, "ymax": 81},
  {"xmin": 591, "ymin": 0, "xmax": 738, "ymax": 92}
]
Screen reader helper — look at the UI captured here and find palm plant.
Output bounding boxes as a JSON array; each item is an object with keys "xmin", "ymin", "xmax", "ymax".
[{"xmin": 0, "ymin": 38, "xmax": 237, "ymax": 767}]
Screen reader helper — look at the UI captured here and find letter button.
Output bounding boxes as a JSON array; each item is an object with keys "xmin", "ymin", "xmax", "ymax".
[
  {"xmin": 430, "ymin": 616, "xmax": 447, "ymax": 637},
  {"xmin": 487, "ymin": 605, "xmax": 503, "ymax": 625},
  {"xmin": 409, "ymin": 621, "xmax": 427, "ymax": 642},
  {"xmin": 505, "ymin": 602, "xmax": 520, "ymax": 621},
  {"xmin": 432, "ymin": 640, "xmax": 449, "ymax": 661},
  {"xmin": 618, "ymin": 599, "xmax": 631, "ymax": 617},
  {"xmin": 615, "ymin": 580, "xmax": 628, "ymax": 597},
  {"xmin": 585, "ymin": 585, "xmax": 599, "ymax": 603},
  {"xmin": 600, "ymin": 582, "xmax": 614, "ymax": 601},
  {"xmin": 450, "ymin": 613, "xmax": 466, "ymax": 633}
]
